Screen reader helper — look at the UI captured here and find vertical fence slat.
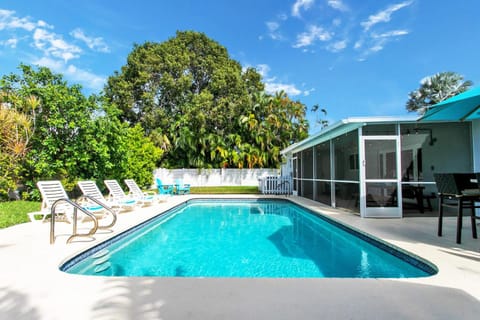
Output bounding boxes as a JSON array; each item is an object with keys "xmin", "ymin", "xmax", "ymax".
[{"xmin": 258, "ymin": 176, "xmax": 292, "ymax": 195}]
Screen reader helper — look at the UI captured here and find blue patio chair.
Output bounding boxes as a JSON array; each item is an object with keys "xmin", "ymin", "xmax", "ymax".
[
  {"xmin": 156, "ymin": 178, "xmax": 174, "ymax": 195},
  {"xmin": 174, "ymin": 179, "xmax": 191, "ymax": 195}
]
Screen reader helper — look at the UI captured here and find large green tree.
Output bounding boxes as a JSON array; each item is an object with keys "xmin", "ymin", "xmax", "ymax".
[
  {"xmin": 406, "ymin": 71, "xmax": 473, "ymax": 114},
  {"xmin": 1, "ymin": 64, "xmax": 99, "ymax": 193},
  {"xmin": 0, "ymin": 64, "xmax": 163, "ymax": 198},
  {"xmin": 105, "ymin": 30, "xmax": 308, "ymax": 168}
]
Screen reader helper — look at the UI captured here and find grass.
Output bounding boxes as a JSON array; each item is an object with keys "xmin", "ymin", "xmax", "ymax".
[
  {"xmin": 189, "ymin": 186, "xmax": 259, "ymax": 194},
  {"xmin": 0, "ymin": 200, "xmax": 40, "ymax": 229}
]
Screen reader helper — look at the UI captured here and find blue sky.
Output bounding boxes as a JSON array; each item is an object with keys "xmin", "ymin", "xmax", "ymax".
[{"xmin": 1, "ymin": 0, "xmax": 479, "ymax": 132}]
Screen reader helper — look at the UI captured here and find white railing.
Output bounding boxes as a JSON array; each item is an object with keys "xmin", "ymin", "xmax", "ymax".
[{"xmin": 258, "ymin": 176, "xmax": 292, "ymax": 195}]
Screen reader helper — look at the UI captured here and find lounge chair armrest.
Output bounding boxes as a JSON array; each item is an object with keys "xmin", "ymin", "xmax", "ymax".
[{"xmin": 28, "ymin": 211, "xmax": 48, "ymax": 223}]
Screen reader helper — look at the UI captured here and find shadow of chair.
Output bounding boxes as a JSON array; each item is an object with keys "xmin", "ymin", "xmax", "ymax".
[{"xmin": 434, "ymin": 173, "xmax": 480, "ymax": 244}]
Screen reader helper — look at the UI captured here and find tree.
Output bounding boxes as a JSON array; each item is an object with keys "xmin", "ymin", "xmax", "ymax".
[
  {"xmin": 0, "ymin": 64, "xmax": 163, "ymax": 199},
  {"xmin": 311, "ymin": 104, "xmax": 329, "ymax": 129},
  {"xmin": 1, "ymin": 64, "xmax": 103, "ymax": 194},
  {"xmin": 406, "ymin": 72, "xmax": 473, "ymax": 114},
  {"xmin": 0, "ymin": 93, "xmax": 37, "ymax": 199},
  {"xmin": 238, "ymin": 91, "xmax": 308, "ymax": 168},
  {"xmin": 105, "ymin": 31, "xmax": 308, "ymax": 168}
]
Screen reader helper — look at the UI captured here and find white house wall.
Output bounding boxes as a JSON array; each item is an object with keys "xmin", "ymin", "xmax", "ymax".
[{"xmin": 473, "ymin": 120, "xmax": 480, "ymax": 171}]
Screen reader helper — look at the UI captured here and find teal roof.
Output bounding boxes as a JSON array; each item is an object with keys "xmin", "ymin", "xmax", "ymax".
[
  {"xmin": 420, "ymin": 87, "xmax": 480, "ymax": 121},
  {"xmin": 281, "ymin": 116, "xmax": 417, "ymax": 154}
]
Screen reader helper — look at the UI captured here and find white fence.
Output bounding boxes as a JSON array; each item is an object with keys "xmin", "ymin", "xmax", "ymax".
[
  {"xmin": 154, "ymin": 168, "xmax": 280, "ymax": 187},
  {"xmin": 258, "ymin": 176, "xmax": 292, "ymax": 195}
]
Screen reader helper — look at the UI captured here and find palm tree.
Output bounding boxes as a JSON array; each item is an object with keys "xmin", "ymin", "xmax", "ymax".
[{"xmin": 406, "ymin": 72, "xmax": 473, "ymax": 115}]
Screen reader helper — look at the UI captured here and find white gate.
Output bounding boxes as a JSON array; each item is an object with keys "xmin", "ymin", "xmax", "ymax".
[{"xmin": 259, "ymin": 176, "xmax": 292, "ymax": 195}]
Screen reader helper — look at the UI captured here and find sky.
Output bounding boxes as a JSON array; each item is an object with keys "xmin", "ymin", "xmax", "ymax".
[{"xmin": 1, "ymin": 0, "xmax": 479, "ymax": 132}]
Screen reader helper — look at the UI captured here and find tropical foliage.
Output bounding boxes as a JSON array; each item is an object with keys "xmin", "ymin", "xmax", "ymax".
[
  {"xmin": 0, "ymin": 92, "xmax": 36, "ymax": 199},
  {"xmin": 0, "ymin": 65, "xmax": 163, "ymax": 199},
  {"xmin": 406, "ymin": 71, "xmax": 473, "ymax": 114},
  {"xmin": 105, "ymin": 31, "xmax": 308, "ymax": 168}
]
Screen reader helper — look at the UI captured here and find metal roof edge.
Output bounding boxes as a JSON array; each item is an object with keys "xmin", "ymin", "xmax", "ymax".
[{"xmin": 281, "ymin": 115, "xmax": 419, "ymax": 155}]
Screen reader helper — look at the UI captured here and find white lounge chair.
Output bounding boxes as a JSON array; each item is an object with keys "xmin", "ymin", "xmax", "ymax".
[
  {"xmin": 28, "ymin": 181, "xmax": 115, "ymax": 228},
  {"xmin": 78, "ymin": 180, "xmax": 136, "ymax": 212},
  {"xmin": 124, "ymin": 179, "xmax": 165, "ymax": 205},
  {"xmin": 104, "ymin": 180, "xmax": 139, "ymax": 208}
]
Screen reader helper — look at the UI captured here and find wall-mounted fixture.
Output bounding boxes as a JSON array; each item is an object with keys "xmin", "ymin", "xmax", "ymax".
[{"xmin": 405, "ymin": 127, "xmax": 437, "ymax": 146}]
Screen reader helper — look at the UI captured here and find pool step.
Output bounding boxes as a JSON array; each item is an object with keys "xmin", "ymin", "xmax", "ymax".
[{"xmin": 91, "ymin": 249, "xmax": 111, "ymax": 273}]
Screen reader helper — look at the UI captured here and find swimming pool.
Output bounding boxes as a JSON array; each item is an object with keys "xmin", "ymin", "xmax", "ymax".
[{"xmin": 62, "ymin": 199, "xmax": 437, "ymax": 278}]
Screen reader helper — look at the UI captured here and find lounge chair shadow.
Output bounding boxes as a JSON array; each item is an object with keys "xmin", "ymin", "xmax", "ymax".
[{"xmin": 438, "ymin": 248, "xmax": 480, "ymax": 262}]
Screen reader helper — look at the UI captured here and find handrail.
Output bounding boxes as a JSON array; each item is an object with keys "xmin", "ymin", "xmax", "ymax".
[
  {"xmin": 50, "ymin": 198, "xmax": 99, "ymax": 244},
  {"xmin": 77, "ymin": 195, "xmax": 118, "ymax": 229}
]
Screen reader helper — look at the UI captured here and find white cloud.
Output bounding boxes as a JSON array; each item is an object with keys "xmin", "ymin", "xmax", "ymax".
[
  {"xmin": 293, "ymin": 25, "xmax": 332, "ymax": 48},
  {"xmin": 265, "ymin": 21, "xmax": 284, "ymax": 40},
  {"xmin": 266, "ymin": 21, "xmax": 279, "ymax": 32},
  {"xmin": 250, "ymin": 63, "xmax": 304, "ymax": 96},
  {"xmin": 0, "ymin": 9, "xmax": 48, "ymax": 31},
  {"xmin": 0, "ymin": 9, "xmax": 107, "ymax": 92},
  {"xmin": 33, "ymin": 56, "xmax": 106, "ymax": 91},
  {"xmin": 70, "ymin": 28, "xmax": 110, "ymax": 53},
  {"xmin": 265, "ymin": 82, "xmax": 302, "ymax": 96},
  {"xmin": 37, "ymin": 20, "xmax": 52, "ymax": 29},
  {"xmin": 33, "ymin": 28, "xmax": 82, "ymax": 62},
  {"xmin": 292, "ymin": 0, "xmax": 315, "ymax": 17},
  {"xmin": 327, "ymin": 0, "xmax": 349, "ymax": 12},
  {"xmin": 303, "ymin": 87, "xmax": 315, "ymax": 96},
  {"xmin": 332, "ymin": 18, "xmax": 342, "ymax": 27},
  {"xmin": 357, "ymin": 29, "xmax": 409, "ymax": 59},
  {"xmin": 369, "ymin": 43, "xmax": 385, "ymax": 53},
  {"xmin": 327, "ymin": 39, "xmax": 348, "ymax": 52},
  {"xmin": 1, "ymin": 37, "xmax": 18, "ymax": 48},
  {"xmin": 0, "ymin": 9, "xmax": 15, "ymax": 30},
  {"xmin": 361, "ymin": 1, "xmax": 413, "ymax": 31},
  {"xmin": 7, "ymin": 16, "xmax": 36, "ymax": 31},
  {"xmin": 371, "ymin": 29, "xmax": 409, "ymax": 38},
  {"xmin": 255, "ymin": 64, "xmax": 271, "ymax": 78}
]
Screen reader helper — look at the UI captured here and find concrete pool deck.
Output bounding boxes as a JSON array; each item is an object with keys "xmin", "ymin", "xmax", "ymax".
[{"xmin": 1, "ymin": 195, "xmax": 479, "ymax": 319}]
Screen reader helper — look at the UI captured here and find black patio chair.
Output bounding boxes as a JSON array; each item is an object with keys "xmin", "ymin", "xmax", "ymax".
[{"xmin": 434, "ymin": 173, "xmax": 480, "ymax": 244}]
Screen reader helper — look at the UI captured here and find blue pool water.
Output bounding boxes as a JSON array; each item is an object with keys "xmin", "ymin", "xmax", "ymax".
[{"xmin": 62, "ymin": 199, "xmax": 437, "ymax": 278}]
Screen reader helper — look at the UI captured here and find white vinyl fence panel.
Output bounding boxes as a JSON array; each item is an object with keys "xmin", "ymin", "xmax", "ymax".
[{"xmin": 153, "ymin": 168, "xmax": 280, "ymax": 187}]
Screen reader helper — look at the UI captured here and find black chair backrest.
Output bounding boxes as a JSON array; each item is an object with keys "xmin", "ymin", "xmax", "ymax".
[
  {"xmin": 434, "ymin": 173, "xmax": 458, "ymax": 195},
  {"xmin": 454, "ymin": 173, "xmax": 477, "ymax": 191},
  {"xmin": 434, "ymin": 173, "xmax": 476, "ymax": 196}
]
